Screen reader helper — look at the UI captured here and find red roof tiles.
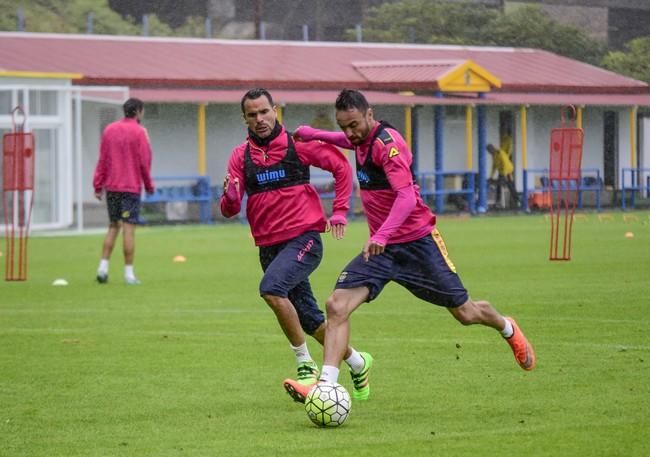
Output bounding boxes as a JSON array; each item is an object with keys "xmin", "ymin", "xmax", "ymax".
[{"xmin": 0, "ymin": 32, "xmax": 646, "ymax": 96}]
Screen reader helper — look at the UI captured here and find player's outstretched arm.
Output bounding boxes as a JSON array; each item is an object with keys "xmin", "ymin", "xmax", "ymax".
[{"xmin": 294, "ymin": 125, "xmax": 353, "ymax": 149}]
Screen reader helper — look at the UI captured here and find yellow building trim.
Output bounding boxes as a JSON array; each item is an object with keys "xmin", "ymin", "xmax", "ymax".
[
  {"xmin": 404, "ymin": 105, "xmax": 412, "ymax": 149},
  {"xmin": 465, "ymin": 105, "xmax": 473, "ymax": 169},
  {"xmin": 576, "ymin": 106, "xmax": 583, "ymax": 129},
  {"xmin": 437, "ymin": 60, "xmax": 501, "ymax": 93},
  {"xmin": 276, "ymin": 105, "xmax": 283, "ymax": 124},
  {"xmin": 0, "ymin": 70, "xmax": 83, "ymax": 80},
  {"xmin": 197, "ymin": 103, "xmax": 207, "ymax": 175}
]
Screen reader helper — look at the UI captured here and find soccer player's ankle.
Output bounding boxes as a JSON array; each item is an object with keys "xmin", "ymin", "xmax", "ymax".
[
  {"xmin": 320, "ymin": 365, "xmax": 340, "ymax": 383},
  {"xmin": 344, "ymin": 349, "xmax": 365, "ymax": 373},
  {"xmin": 98, "ymin": 259, "xmax": 109, "ymax": 274},
  {"xmin": 290, "ymin": 342, "xmax": 312, "ymax": 364},
  {"xmin": 124, "ymin": 265, "xmax": 136, "ymax": 280},
  {"xmin": 500, "ymin": 317, "xmax": 514, "ymax": 338}
]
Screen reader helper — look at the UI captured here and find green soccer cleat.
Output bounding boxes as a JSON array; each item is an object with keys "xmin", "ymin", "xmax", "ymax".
[
  {"xmin": 296, "ymin": 360, "xmax": 320, "ymax": 386},
  {"xmin": 125, "ymin": 277, "xmax": 141, "ymax": 285},
  {"xmin": 350, "ymin": 352, "xmax": 373, "ymax": 401}
]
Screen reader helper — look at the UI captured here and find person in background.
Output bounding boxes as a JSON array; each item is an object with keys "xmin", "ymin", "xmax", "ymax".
[
  {"xmin": 220, "ymin": 88, "xmax": 372, "ymax": 399},
  {"xmin": 500, "ymin": 126, "xmax": 513, "ymax": 159},
  {"xmin": 93, "ymin": 97, "xmax": 154, "ymax": 285},
  {"xmin": 284, "ymin": 89, "xmax": 535, "ymax": 403},
  {"xmin": 488, "ymin": 143, "xmax": 519, "ymax": 209}
]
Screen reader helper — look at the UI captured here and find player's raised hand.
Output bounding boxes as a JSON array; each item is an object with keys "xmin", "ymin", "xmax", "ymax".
[
  {"xmin": 223, "ymin": 174, "xmax": 240, "ymax": 202},
  {"xmin": 362, "ymin": 238, "xmax": 385, "ymax": 261},
  {"xmin": 327, "ymin": 214, "xmax": 347, "ymax": 240}
]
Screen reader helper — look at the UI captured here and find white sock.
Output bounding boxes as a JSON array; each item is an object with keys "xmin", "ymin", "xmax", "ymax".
[
  {"xmin": 98, "ymin": 259, "xmax": 109, "ymax": 274},
  {"xmin": 501, "ymin": 318, "xmax": 514, "ymax": 338},
  {"xmin": 124, "ymin": 265, "xmax": 135, "ymax": 280},
  {"xmin": 320, "ymin": 365, "xmax": 340, "ymax": 383},
  {"xmin": 344, "ymin": 349, "xmax": 365, "ymax": 373},
  {"xmin": 290, "ymin": 342, "xmax": 312, "ymax": 364}
]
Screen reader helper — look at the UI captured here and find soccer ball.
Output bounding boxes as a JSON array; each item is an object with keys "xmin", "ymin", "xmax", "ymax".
[{"xmin": 304, "ymin": 382, "xmax": 351, "ymax": 427}]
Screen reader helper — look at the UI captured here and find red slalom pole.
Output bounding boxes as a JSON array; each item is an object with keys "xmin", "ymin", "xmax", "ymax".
[
  {"xmin": 548, "ymin": 106, "xmax": 583, "ymax": 261},
  {"xmin": 3, "ymin": 106, "xmax": 35, "ymax": 281}
]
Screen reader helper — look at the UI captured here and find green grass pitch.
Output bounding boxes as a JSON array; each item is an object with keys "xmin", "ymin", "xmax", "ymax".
[{"xmin": 1, "ymin": 213, "xmax": 649, "ymax": 456}]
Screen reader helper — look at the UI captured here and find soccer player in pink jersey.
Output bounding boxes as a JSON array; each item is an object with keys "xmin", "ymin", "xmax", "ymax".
[
  {"xmin": 93, "ymin": 98, "xmax": 154, "ymax": 285},
  {"xmin": 220, "ymin": 89, "xmax": 371, "ymax": 397},
  {"xmin": 284, "ymin": 89, "xmax": 535, "ymax": 403}
]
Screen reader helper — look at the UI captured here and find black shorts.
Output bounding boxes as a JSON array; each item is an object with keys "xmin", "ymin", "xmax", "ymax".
[
  {"xmin": 334, "ymin": 229, "xmax": 469, "ymax": 308},
  {"xmin": 106, "ymin": 191, "xmax": 141, "ymax": 224},
  {"xmin": 258, "ymin": 231, "xmax": 325, "ymax": 334}
]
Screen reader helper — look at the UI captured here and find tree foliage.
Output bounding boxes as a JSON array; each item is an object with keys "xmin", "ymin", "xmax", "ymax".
[
  {"xmin": 602, "ymin": 37, "xmax": 650, "ymax": 83},
  {"xmin": 485, "ymin": 6, "xmax": 606, "ymax": 65},
  {"xmin": 0, "ymin": 0, "xmax": 206, "ymax": 36},
  {"xmin": 0, "ymin": 0, "xmax": 139, "ymax": 34},
  {"xmin": 357, "ymin": 1, "xmax": 606, "ymax": 65},
  {"xmin": 358, "ymin": 0, "xmax": 497, "ymax": 45}
]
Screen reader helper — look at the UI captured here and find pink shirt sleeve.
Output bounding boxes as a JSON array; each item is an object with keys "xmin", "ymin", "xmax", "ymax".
[
  {"xmin": 219, "ymin": 147, "xmax": 245, "ymax": 218},
  {"xmin": 295, "ymin": 125, "xmax": 353, "ymax": 150},
  {"xmin": 370, "ymin": 185, "xmax": 416, "ymax": 246},
  {"xmin": 370, "ymin": 132, "xmax": 417, "ymax": 244},
  {"xmin": 139, "ymin": 131, "xmax": 155, "ymax": 193},
  {"xmin": 297, "ymin": 140, "xmax": 353, "ymax": 218},
  {"xmin": 93, "ymin": 132, "xmax": 109, "ymax": 193}
]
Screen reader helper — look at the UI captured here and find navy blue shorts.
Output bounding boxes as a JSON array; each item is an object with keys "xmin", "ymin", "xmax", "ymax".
[
  {"xmin": 334, "ymin": 229, "xmax": 469, "ymax": 308},
  {"xmin": 258, "ymin": 231, "xmax": 325, "ymax": 334},
  {"xmin": 106, "ymin": 191, "xmax": 141, "ymax": 224}
]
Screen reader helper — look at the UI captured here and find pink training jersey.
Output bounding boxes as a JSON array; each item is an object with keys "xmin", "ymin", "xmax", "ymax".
[
  {"xmin": 220, "ymin": 126, "xmax": 352, "ymax": 247},
  {"xmin": 93, "ymin": 118, "xmax": 154, "ymax": 195},
  {"xmin": 357, "ymin": 123, "xmax": 435, "ymax": 244}
]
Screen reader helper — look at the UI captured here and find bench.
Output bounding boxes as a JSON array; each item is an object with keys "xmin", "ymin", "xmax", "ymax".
[
  {"xmin": 522, "ymin": 168, "xmax": 603, "ymax": 212},
  {"xmin": 416, "ymin": 170, "xmax": 476, "ymax": 213},
  {"xmin": 621, "ymin": 168, "xmax": 650, "ymax": 210},
  {"xmin": 142, "ymin": 175, "xmax": 214, "ymax": 223}
]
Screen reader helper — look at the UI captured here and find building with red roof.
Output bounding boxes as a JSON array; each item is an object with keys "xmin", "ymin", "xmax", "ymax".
[{"xmin": 1, "ymin": 32, "xmax": 648, "ymax": 228}]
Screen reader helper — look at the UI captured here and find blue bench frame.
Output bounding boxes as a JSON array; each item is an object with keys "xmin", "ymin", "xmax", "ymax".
[
  {"xmin": 621, "ymin": 168, "xmax": 650, "ymax": 210},
  {"xmin": 416, "ymin": 170, "xmax": 476, "ymax": 214},
  {"xmin": 522, "ymin": 168, "xmax": 602, "ymax": 212},
  {"xmin": 141, "ymin": 175, "xmax": 213, "ymax": 223}
]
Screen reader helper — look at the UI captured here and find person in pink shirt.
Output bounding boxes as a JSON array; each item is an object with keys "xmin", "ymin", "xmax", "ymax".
[
  {"xmin": 220, "ymin": 89, "xmax": 371, "ymax": 398},
  {"xmin": 93, "ymin": 97, "xmax": 154, "ymax": 285},
  {"xmin": 284, "ymin": 89, "xmax": 535, "ymax": 404}
]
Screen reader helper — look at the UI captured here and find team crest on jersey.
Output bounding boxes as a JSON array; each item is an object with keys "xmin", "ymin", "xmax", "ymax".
[
  {"xmin": 337, "ymin": 271, "xmax": 348, "ymax": 283},
  {"xmin": 388, "ymin": 147, "xmax": 399, "ymax": 158}
]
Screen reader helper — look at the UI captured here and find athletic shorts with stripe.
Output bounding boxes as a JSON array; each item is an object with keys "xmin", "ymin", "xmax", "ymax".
[
  {"xmin": 258, "ymin": 231, "xmax": 325, "ymax": 334},
  {"xmin": 334, "ymin": 229, "xmax": 469, "ymax": 308}
]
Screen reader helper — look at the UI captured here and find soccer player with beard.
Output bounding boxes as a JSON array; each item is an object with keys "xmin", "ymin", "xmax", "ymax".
[
  {"xmin": 220, "ymin": 89, "xmax": 372, "ymax": 397},
  {"xmin": 284, "ymin": 89, "xmax": 535, "ymax": 403}
]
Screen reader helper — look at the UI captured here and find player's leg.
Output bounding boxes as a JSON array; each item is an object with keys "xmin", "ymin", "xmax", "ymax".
[
  {"xmin": 397, "ymin": 231, "xmax": 535, "ymax": 371},
  {"xmin": 506, "ymin": 176, "xmax": 519, "ymax": 208},
  {"xmin": 323, "ymin": 287, "xmax": 373, "ymax": 400},
  {"xmin": 119, "ymin": 193, "xmax": 142, "ymax": 284},
  {"xmin": 448, "ymin": 300, "xmax": 535, "ymax": 370},
  {"xmin": 260, "ymin": 232, "xmax": 323, "ymax": 388},
  {"xmin": 97, "ymin": 222, "xmax": 120, "ymax": 283},
  {"xmin": 121, "ymin": 222, "xmax": 139, "ymax": 284},
  {"xmin": 96, "ymin": 192, "xmax": 122, "ymax": 283}
]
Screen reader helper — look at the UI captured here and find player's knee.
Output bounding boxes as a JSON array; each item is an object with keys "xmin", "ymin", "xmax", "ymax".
[
  {"xmin": 450, "ymin": 301, "xmax": 477, "ymax": 325},
  {"xmin": 261, "ymin": 293, "xmax": 283, "ymax": 309},
  {"xmin": 325, "ymin": 294, "xmax": 351, "ymax": 323}
]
